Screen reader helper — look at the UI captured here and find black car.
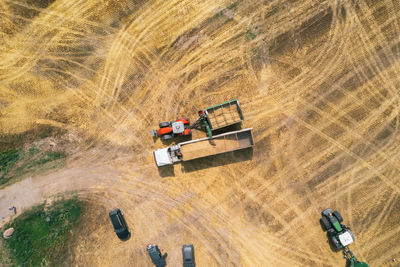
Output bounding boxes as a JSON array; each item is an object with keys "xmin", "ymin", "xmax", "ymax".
[
  {"xmin": 109, "ymin": 208, "xmax": 130, "ymax": 240},
  {"xmin": 146, "ymin": 244, "xmax": 167, "ymax": 267},
  {"xmin": 182, "ymin": 244, "xmax": 195, "ymax": 267}
]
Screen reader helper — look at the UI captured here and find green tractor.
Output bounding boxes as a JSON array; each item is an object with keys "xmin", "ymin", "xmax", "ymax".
[
  {"xmin": 320, "ymin": 208, "xmax": 354, "ymax": 250},
  {"xmin": 320, "ymin": 208, "xmax": 369, "ymax": 267}
]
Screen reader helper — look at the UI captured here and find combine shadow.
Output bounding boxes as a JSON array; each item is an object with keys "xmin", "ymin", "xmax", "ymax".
[{"xmin": 181, "ymin": 147, "xmax": 253, "ymax": 173}]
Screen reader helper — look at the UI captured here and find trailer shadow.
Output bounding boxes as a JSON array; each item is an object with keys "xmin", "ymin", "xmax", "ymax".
[
  {"xmin": 181, "ymin": 147, "xmax": 253, "ymax": 173},
  {"xmin": 211, "ymin": 123, "xmax": 243, "ymax": 135}
]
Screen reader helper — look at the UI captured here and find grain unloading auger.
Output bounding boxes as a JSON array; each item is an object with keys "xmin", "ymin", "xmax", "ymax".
[{"xmin": 190, "ymin": 110, "xmax": 213, "ymax": 138}]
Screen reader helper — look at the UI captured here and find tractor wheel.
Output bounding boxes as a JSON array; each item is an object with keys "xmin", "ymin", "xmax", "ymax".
[
  {"xmin": 331, "ymin": 236, "xmax": 341, "ymax": 249},
  {"xmin": 159, "ymin": 121, "xmax": 170, "ymax": 128},
  {"xmin": 333, "ymin": 211, "xmax": 343, "ymax": 223},
  {"xmin": 161, "ymin": 134, "xmax": 173, "ymax": 140},
  {"xmin": 320, "ymin": 217, "xmax": 332, "ymax": 231}
]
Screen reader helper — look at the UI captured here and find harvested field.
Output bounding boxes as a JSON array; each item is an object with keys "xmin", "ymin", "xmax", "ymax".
[{"xmin": 0, "ymin": 0, "xmax": 400, "ymax": 266}]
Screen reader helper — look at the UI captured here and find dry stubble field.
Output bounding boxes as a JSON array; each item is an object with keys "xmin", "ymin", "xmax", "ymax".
[{"xmin": 1, "ymin": 0, "xmax": 400, "ymax": 266}]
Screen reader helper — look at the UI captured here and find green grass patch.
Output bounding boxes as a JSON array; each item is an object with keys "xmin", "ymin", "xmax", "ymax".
[
  {"xmin": 28, "ymin": 147, "xmax": 40, "ymax": 157},
  {"xmin": 0, "ymin": 150, "xmax": 23, "ymax": 180},
  {"xmin": 0, "ymin": 147, "xmax": 65, "ymax": 187},
  {"xmin": 2, "ymin": 197, "xmax": 82, "ymax": 266},
  {"xmin": 215, "ymin": 10, "xmax": 224, "ymax": 18},
  {"xmin": 245, "ymin": 28, "xmax": 257, "ymax": 40},
  {"xmin": 227, "ymin": 2, "xmax": 238, "ymax": 10},
  {"xmin": 39, "ymin": 133, "xmax": 49, "ymax": 139}
]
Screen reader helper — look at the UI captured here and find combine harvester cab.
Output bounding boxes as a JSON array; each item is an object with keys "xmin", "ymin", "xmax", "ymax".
[{"xmin": 153, "ymin": 128, "xmax": 254, "ymax": 167}]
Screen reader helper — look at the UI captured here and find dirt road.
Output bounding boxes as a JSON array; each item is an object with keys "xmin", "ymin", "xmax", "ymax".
[
  {"xmin": 1, "ymin": 0, "xmax": 400, "ymax": 266},
  {"xmin": 0, "ymin": 162, "xmax": 119, "ymax": 228}
]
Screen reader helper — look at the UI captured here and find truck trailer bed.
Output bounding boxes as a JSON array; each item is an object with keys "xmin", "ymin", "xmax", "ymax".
[{"xmin": 180, "ymin": 128, "xmax": 254, "ymax": 161}]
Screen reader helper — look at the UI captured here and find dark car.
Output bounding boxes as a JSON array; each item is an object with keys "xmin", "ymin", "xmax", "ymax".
[
  {"xmin": 182, "ymin": 244, "xmax": 195, "ymax": 267},
  {"xmin": 146, "ymin": 244, "xmax": 167, "ymax": 267},
  {"xmin": 109, "ymin": 208, "xmax": 130, "ymax": 240}
]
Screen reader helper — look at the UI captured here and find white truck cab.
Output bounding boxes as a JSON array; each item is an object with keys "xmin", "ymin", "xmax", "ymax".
[{"xmin": 153, "ymin": 145, "xmax": 182, "ymax": 167}]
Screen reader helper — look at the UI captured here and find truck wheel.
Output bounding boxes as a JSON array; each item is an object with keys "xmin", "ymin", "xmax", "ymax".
[
  {"xmin": 159, "ymin": 122, "xmax": 170, "ymax": 128},
  {"xmin": 333, "ymin": 211, "xmax": 343, "ymax": 223},
  {"xmin": 161, "ymin": 134, "xmax": 173, "ymax": 140},
  {"xmin": 320, "ymin": 217, "xmax": 332, "ymax": 231}
]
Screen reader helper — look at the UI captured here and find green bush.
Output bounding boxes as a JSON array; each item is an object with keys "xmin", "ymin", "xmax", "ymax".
[{"xmin": 2, "ymin": 197, "xmax": 82, "ymax": 266}]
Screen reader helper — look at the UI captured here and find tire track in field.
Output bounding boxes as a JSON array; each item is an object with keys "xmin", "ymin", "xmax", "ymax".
[
  {"xmin": 293, "ymin": 89, "xmax": 400, "ymax": 177},
  {"xmin": 362, "ymin": 193, "xmax": 398, "ymax": 246},
  {"xmin": 241, "ymin": 0, "xmax": 339, "ymax": 91},
  {"xmin": 348, "ymin": 1, "xmax": 400, "ymax": 98},
  {"xmin": 242, "ymin": 4, "xmax": 350, "ymax": 120},
  {"xmin": 289, "ymin": 112, "xmax": 400, "ymax": 193},
  {"xmin": 0, "ymin": 0, "xmax": 88, "ymax": 75},
  {"xmin": 223, "ymin": 154, "xmax": 332, "ymax": 261},
  {"xmin": 1, "ymin": 1, "xmax": 400, "ymax": 266}
]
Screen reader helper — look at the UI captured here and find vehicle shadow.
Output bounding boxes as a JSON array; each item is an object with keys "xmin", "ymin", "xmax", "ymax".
[
  {"xmin": 160, "ymin": 135, "xmax": 192, "ymax": 146},
  {"xmin": 157, "ymin": 165, "xmax": 175, "ymax": 178},
  {"xmin": 181, "ymin": 147, "xmax": 253, "ymax": 173},
  {"xmin": 211, "ymin": 123, "xmax": 243, "ymax": 135},
  {"xmin": 120, "ymin": 235, "xmax": 131, "ymax": 242}
]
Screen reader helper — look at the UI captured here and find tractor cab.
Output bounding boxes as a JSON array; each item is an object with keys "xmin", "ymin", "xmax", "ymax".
[
  {"xmin": 171, "ymin": 121, "xmax": 185, "ymax": 134},
  {"xmin": 338, "ymin": 231, "xmax": 355, "ymax": 247}
]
